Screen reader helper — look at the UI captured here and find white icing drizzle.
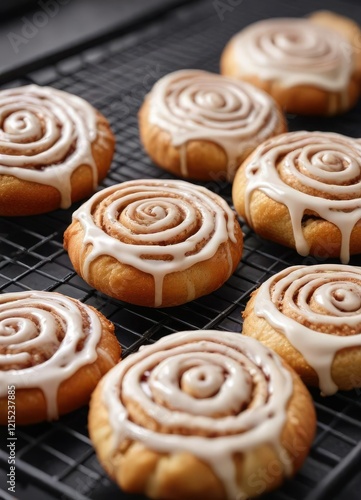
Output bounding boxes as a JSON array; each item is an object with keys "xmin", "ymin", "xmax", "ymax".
[
  {"xmin": 253, "ymin": 264, "xmax": 361, "ymax": 395},
  {"xmin": 102, "ymin": 330, "xmax": 294, "ymax": 499},
  {"xmin": 244, "ymin": 130, "xmax": 361, "ymax": 263},
  {"xmin": 0, "ymin": 291, "xmax": 102, "ymax": 419},
  {"xmin": 231, "ymin": 18, "xmax": 353, "ymax": 91},
  {"xmin": 0, "ymin": 84, "xmax": 98, "ymax": 208},
  {"xmin": 72, "ymin": 179, "xmax": 238, "ymax": 307},
  {"xmin": 147, "ymin": 70, "xmax": 282, "ymax": 180}
]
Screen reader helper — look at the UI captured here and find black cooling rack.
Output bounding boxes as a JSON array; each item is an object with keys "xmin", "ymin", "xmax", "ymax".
[{"xmin": 1, "ymin": 0, "xmax": 361, "ymax": 498}]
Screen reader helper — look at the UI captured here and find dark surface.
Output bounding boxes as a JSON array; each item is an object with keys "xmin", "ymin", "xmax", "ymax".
[
  {"xmin": 0, "ymin": 0, "xmax": 361, "ymax": 499},
  {"xmin": 0, "ymin": 0, "xmax": 192, "ymax": 78}
]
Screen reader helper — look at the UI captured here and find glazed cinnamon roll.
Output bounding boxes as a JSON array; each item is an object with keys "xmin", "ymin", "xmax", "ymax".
[
  {"xmin": 310, "ymin": 10, "xmax": 361, "ymax": 85},
  {"xmin": 220, "ymin": 17, "xmax": 360, "ymax": 115},
  {"xmin": 64, "ymin": 179, "xmax": 243, "ymax": 307},
  {"xmin": 89, "ymin": 330, "xmax": 316, "ymax": 500},
  {"xmin": 243, "ymin": 264, "xmax": 361, "ymax": 395},
  {"xmin": 139, "ymin": 70, "xmax": 286, "ymax": 181},
  {"xmin": 0, "ymin": 291, "xmax": 120, "ymax": 424},
  {"xmin": 232, "ymin": 130, "xmax": 361, "ymax": 263},
  {"xmin": 0, "ymin": 85, "xmax": 115, "ymax": 216}
]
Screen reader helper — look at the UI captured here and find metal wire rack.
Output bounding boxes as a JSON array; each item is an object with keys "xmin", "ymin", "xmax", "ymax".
[{"xmin": 0, "ymin": 0, "xmax": 361, "ymax": 498}]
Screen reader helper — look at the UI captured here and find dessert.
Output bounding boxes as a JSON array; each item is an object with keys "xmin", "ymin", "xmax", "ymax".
[
  {"xmin": 243, "ymin": 264, "xmax": 361, "ymax": 395},
  {"xmin": 64, "ymin": 179, "xmax": 243, "ymax": 307},
  {"xmin": 89, "ymin": 329, "xmax": 316, "ymax": 499},
  {"xmin": 232, "ymin": 130, "xmax": 361, "ymax": 263},
  {"xmin": 0, "ymin": 290, "xmax": 120, "ymax": 424},
  {"xmin": 139, "ymin": 69, "xmax": 286, "ymax": 181},
  {"xmin": 0, "ymin": 85, "xmax": 115, "ymax": 216},
  {"xmin": 310, "ymin": 10, "xmax": 361, "ymax": 84},
  {"xmin": 220, "ymin": 17, "xmax": 359, "ymax": 115}
]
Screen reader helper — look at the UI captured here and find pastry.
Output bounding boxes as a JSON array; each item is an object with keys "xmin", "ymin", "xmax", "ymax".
[
  {"xmin": 139, "ymin": 69, "xmax": 286, "ymax": 181},
  {"xmin": 220, "ymin": 17, "xmax": 359, "ymax": 115},
  {"xmin": 232, "ymin": 130, "xmax": 361, "ymax": 264},
  {"xmin": 64, "ymin": 179, "xmax": 243, "ymax": 307},
  {"xmin": 310, "ymin": 10, "xmax": 361, "ymax": 85},
  {"xmin": 88, "ymin": 329, "xmax": 316, "ymax": 500},
  {"xmin": 243, "ymin": 264, "xmax": 361, "ymax": 395},
  {"xmin": 0, "ymin": 290, "xmax": 120, "ymax": 425},
  {"xmin": 0, "ymin": 85, "xmax": 115, "ymax": 216}
]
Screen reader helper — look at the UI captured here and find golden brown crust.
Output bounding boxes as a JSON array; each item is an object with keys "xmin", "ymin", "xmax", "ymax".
[
  {"xmin": 243, "ymin": 290, "xmax": 361, "ymax": 391},
  {"xmin": 232, "ymin": 150, "xmax": 361, "ymax": 260},
  {"xmin": 89, "ymin": 384, "xmax": 227, "ymax": 500},
  {"xmin": 88, "ymin": 358, "xmax": 315, "ymax": 499},
  {"xmin": 220, "ymin": 27, "xmax": 360, "ymax": 116},
  {"xmin": 139, "ymin": 96, "xmax": 287, "ymax": 181},
  {"xmin": 0, "ymin": 112, "xmax": 115, "ymax": 217},
  {"xmin": 0, "ymin": 303, "xmax": 121, "ymax": 425},
  {"xmin": 64, "ymin": 217, "xmax": 243, "ymax": 308}
]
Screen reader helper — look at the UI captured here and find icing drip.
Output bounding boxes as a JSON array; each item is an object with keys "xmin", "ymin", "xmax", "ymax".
[
  {"xmin": 253, "ymin": 264, "xmax": 361, "ymax": 395},
  {"xmin": 0, "ymin": 84, "xmax": 98, "ymax": 208},
  {"xmin": 148, "ymin": 70, "xmax": 282, "ymax": 180},
  {"xmin": 244, "ymin": 131, "xmax": 361, "ymax": 263},
  {"xmin": 0, "ymin": 291, "xmax": 102, "ymax": 419},
  {"xmin": 102, "ymin": 330, "xmax": 294, "ymax": 499},
  {"xmin": 232, "ymin": 18, "xmax": 353, "ymax": 91},
  {"xmin": 73, "ymin": 179, "xmax": 237, "ymax": 307}
]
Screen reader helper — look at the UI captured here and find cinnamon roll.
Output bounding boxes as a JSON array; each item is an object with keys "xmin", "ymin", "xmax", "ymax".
[
  {"xmin": 232, "ymin": 130, "xmax": 361, "ymax": 263},
  {"xmin": 64, "ymin": 179, "xmax": 243, "ymax": 307},
  {"xmin": 0, "ymin": 291, "xmax": 120, "ymax": 425},
  {"xmin": 243, "ymin": 264, "xmax": 361, "ymax": 395},
  {"xmin": 0, "ymin": 85, "xmax": 115, "ymax": 216},
  {"xmin": 89, "ymin": 330, "xmax": 316, "ymax": 500},
  {"xmin": 139, "ymin": 70, "xmax": 286, "ymax": 181},
  {"xmin": 220, "ymin": 17, "xmax": 360, "ymax": 115},
  {"xmin": 310, "ymin": 11, "xmax": 361, "ymax": 85}
]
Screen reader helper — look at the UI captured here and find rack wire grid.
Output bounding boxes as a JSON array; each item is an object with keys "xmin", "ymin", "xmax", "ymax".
[{"xmin": 1, "ymin": 0, "xmax": 361, "ymax": 498}]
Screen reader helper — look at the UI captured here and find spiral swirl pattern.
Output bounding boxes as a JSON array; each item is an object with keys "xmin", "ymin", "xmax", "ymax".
[
  {"xmin": 233, "ymin": 18, "xmax": 352, "ymax": 90},
  {"xmin": 148, "ymin": 70, "xmax": 281, "ymax": 178},
  {"xmin": 0, "ymin": 85, "xmax": 97, "ymax": 208},
  {"xmin": 103, "ymin": 330, "xmax": 294, "ymax": 499},
  {"xmin": 253, "ymin": 264, "xmax": 361, "ymax": 394},
  {"xmin": 244, "ymin": 131, "xmax": 361, "ymax": 263},
  {"xmin": 73, "ymin": 179, "xmax": 238, "ymax": 306},
  {"xmin": 0, "ymin": 291, "xmax": 102, "ymax": 418}
]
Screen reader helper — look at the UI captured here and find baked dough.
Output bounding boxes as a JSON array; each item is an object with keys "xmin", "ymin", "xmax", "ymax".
[
  {"xmin": 88, "ymin": 330, "xmax": 316, "ymax": 500},
  {"xmin": 220, "ymin": 17, "xmax": 360, "ymax": 115},
  {"xmin": 139, "ymin": 69, "xmax": 286, "ymax": 181},
  {"xmin": 0, "ymin": 85, "xmax": 115, "ymax": 216},
  {"xmin": 232, "ymin": 130, "xmax": 361, "ymax": 264},
  {"xmin": 0, "ymin": 290, "xmax": 120, "ymax": 425},
  {"xmin": 64, "ymin": 179, "xmax": 243, "ymax": 307},
  {"xmin": 243, "ymin": 264, "xmax": 361, "ymax": 395},
  {"xmin": 310, "ymin": 10, "xmax": 361, "ymax": 85}
]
